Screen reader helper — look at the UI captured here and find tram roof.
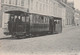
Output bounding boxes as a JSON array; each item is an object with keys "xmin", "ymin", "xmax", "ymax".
[
  {"xmin": 5, "ymin": 10, "xmax": 62, "ymax": 19},
  {"xmin": 5, "ymin": 10, "xmax": 28, "ymax": 15}
]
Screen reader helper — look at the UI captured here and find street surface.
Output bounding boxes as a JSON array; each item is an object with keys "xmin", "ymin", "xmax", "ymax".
[{"xmin": 0, "ymin": 26, "xmax": 80, "ymax": 55}]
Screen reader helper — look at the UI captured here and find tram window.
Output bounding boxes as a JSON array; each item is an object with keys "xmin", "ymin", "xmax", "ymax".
[
  {"xmin": 18, "ymin": 16, "xmax": 20, "ymax": 19},
  {"xmin": 15, "ymin": 16, "xmax": 17, "ymax": 19},
  {"xmin": 34, "ymin": 15, "xmax": 36, "ymax": 23},
  {"xmin": 35, "ymin": 15, "xmax": 37, "ymax": 23},
  {"xmin": 54, "ymin": 20, "xmax": 57, "ymax": 24},
  {"xmin": 14, "ymin": 16, "xmax": 17, "ymax": 22},
  {"xmin": 46, "ymin": 17, "xmax": 48, "ymax": 23},
  {"xmin": 40, "ymin": 16, "xmax": 43, "ymax": 23},
  {"xmin": 22, "ymin": 16, "xmax": 25, "ymax": 22},
  {"xmin": 44, "ymin": 17, "xmax": 46, "ymax": 23},
  {"xmin": 33, "ymin": 15, "xmax": 35, "ymax": 23},
  {"xmin": 30, "ymin": 15, "xmax": 33, "ymax": 23},
  {"xmin": 41, "ymin": 16, "xmax": 44, "ymax": 20},
  {"xmin": 57, "ymin": 20, "xmax": 59, "ymax": 24},
  {"xmin": 11, "ymin": 17, "xmax": 14, "ymax": 21},
  {"xmin": 58, "ymin": 20, "xmax": 60, "ymax": 24},
  {"xmin": 10, "ymin": 15, "xmax": 14, "ymax": 21},
  {"xmin": 26, "ymin": 16, "xmax": 30, "ymax": 22},
  {"xmin": 39, "ymin": 16, "xmax": 42, "ymax": 23},
  {"xmin": 45, "ymin": 17, "xmax": 47, "ymax": 23},
  {"xmin": 35, "ymin": 15, "xmax": 38, "ymax": 23},
  {"xmin": 43, "ymin": 16, "xmax": 45, "ymax": 23},
  {"xmin": 37, "ymin": 15, "xmax": 39, "ymax": 23},
  {"xmin": 46, "ymin": 17, "xmax": 49, "ymax": 23},
  {"xmin": 32, "ymin": 15, "xmax": 34, "ymax": 23}
]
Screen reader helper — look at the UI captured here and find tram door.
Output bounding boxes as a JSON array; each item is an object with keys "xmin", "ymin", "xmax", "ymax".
[
  {"xmin": 49, "ymin": 18, "xmax": 54, "ymax": 34},
  {"xmin": 54, "ymin": 18, "xmax": 62, "ymax": 33}
]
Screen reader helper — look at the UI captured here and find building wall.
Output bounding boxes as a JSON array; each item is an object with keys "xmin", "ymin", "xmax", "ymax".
[
  {"xmin": 0, "ymin": 10, "xmax": 2, "ymax": 27},
  {"xmin": 0, "ymin": 0, "xmax": 2, "ymax": 27},
  {"xmin": 0, "ymin": 0, "xmax": 29, "ymax": 28},
  {"xmin": 0, "ymin": 0, "xmax": 1, "ymax": 10},
  {"xmin": 1, "ymin": 0, "xmax": 29, "ymax": 8},
  {"xmin": 67, "ymin": 0, "xmax": 74, "ymax": 8},
  {"xmin": 29, "ymin": 0, "xmax": 63, "ymax": 17},
  {"xmin": 0, "ymin": 0, "xmax": 65, "ymax": 28},
  {"xmin": 1, "ymin": 0, "xmax": 63, "ymax": 16},
  {"xmin": 74, "ymin": 10, "xmax": 80, "ymax": 26},
  {"xmin": 66, "ymin": 0, "xmax": 74, "ymax": 25},
  {"xmin": 56, "ymin": 0, "xmax": 67, "ymax": 27},
  {"xmin": 56, "ymin": 0, "xmax": 67, "ymax": 3},
  {"xmin": 56, "ymin": 0, "xmax": 75, "ymax": 26},
  {"xmin": 61, "ymin": 7, "xmax": 66, "ymax": 27},
  {"xmin": 66, "ymin": 6, "xmax": 74, "ymax": 25},
  {"xmin": 1, "ymin": 4, "xmax": 28, "ymax": 28}
]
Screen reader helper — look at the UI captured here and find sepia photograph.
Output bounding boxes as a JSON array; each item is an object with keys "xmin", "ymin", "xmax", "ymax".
[{"xmin": 0, "ymin": 0, "xmax": 80, "ymax": 55}]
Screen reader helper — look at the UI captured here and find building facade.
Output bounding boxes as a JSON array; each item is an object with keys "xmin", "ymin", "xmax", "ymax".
[
  {"xmin": 56, "ymin": 0, "xmax": 75, "ymax": 26},
  {"xmin": 74, "ymin": 9, "xmax": 80, "ymax": 26},
  {"xmin": 0, "ymin": 0, "xmax": 64, "ymax": 28},
  {"xmin": 0, "ymin": 0, "xmax": 30, "ymax": 28},
  {"xmin": 66, "ymin": 6, "xmax": 74, "ymax": 25},
  {"xmin": 67, "ymin": 0, "xmax": 74, "ymax": 8},
  {"xmin": 67, "ymin": 0, "xmax": 75, "ymax": 25},
  {"xmin": 56, "ymin": 0, "xmax": 67, "ymax": 27}
]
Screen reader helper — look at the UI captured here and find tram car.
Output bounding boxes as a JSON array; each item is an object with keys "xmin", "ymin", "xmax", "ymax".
[{"xmin": 4, "ymin": 10, "xmax": 62, "ymax": 38}]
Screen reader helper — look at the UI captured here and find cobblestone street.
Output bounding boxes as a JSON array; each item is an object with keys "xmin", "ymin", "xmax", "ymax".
[
  {"xmin": 0, "ymin": 0, "xmax": 80, "ymax": 55},
  {"xmin": 0, "ymin": 26, "xmax": 80, "ymax": 55}
]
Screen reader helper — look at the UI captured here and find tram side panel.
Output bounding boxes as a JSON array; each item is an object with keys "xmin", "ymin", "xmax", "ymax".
[{"xmin": 29, "ymin": 14, "xmax": 50, "ymax": 35}]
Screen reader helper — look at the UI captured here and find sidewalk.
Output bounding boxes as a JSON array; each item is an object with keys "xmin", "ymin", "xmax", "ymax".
[
  {"xmin": 62, "ymin": 25, "xmax": 78, "ymax": 32},
  {"xmin": 0, "ymin": 28, "xmax": 5, "ymax": 38}
]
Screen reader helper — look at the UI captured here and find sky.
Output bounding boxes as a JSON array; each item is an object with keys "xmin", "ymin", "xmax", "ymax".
[
  {"xmin": 68, "ymin": 0, "xmax": 80, "ymax": 10},
  {"xmin": 74, "ymin": 0, "xmax": 80, "ymax": 10}
]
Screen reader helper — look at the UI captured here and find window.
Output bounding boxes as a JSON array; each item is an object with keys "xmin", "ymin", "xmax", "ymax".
[
  {"xmin": 9, "ymin": 0, "xmax": 11, "ymax": 4},
  {"xmin": 62, "ymin": 0, "xmax": 67, "ymax": 3},
  {"xmin": 40, "ymin": 3, "xmax": 42, "ymax": 11},
  {"xmin": 36, "ymin": 2, "xmax": 38, "ymax": 11},
  {"xmin": 30, "ymin": 0, "xmax": 33, "ymax": 10},
  {"xmin": 22, "ymin": 16, "xmax": 25, "ymax": 22},
  {"xmin": 15, "ymin": 0, "xmax": 17, "ymax": 5},
  {"xmin": 28, "ymin": 0, "xmax": 30, "ymax": 7},
  {"xmin": 46, "ymin": 0, "xmax": 48, "ymax": 3},
  {"xmin": 12, "ymin": 0, "xmax": 15, "ymax": 5},
  {"xmin": 5, "ymin": 0, "xmax": 7, "ymax": 3},
  {"xmin": 31, "ymin": 0, "xmax": 33, "ymax": 3},
  {"xmin": 26, "ymin": 16, "xmax": 30, "ymax": 22},
  {"xmin": 17, "ymin": 0, "xmax": 21, "ymax": 6},
  {"xmin": 1, "ymin": 0, "xmax": 4, "ymax": 3},
  {"xmin": 21, "ymin": 0, "xmax": 24, "ymax": 6}
]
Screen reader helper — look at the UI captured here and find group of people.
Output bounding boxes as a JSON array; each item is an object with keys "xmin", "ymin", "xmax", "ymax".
[{"xmin": 8, "ymin": 17, "xmax": 22, "ymax": 34}]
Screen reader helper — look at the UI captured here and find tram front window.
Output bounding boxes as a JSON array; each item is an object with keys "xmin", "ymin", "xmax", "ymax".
[
  {"xmin": 15, "ymin": 17, "xmax": 21, "ymax": 24},
  {"xmin": 14, "ymin": 16, "xmax": 26, "ymax": 32}
]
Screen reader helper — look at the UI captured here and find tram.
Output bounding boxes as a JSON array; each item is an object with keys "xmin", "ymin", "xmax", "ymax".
[{"xmin": 4, "ymin": 10, "xmax": 62, "ymax": 38}]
